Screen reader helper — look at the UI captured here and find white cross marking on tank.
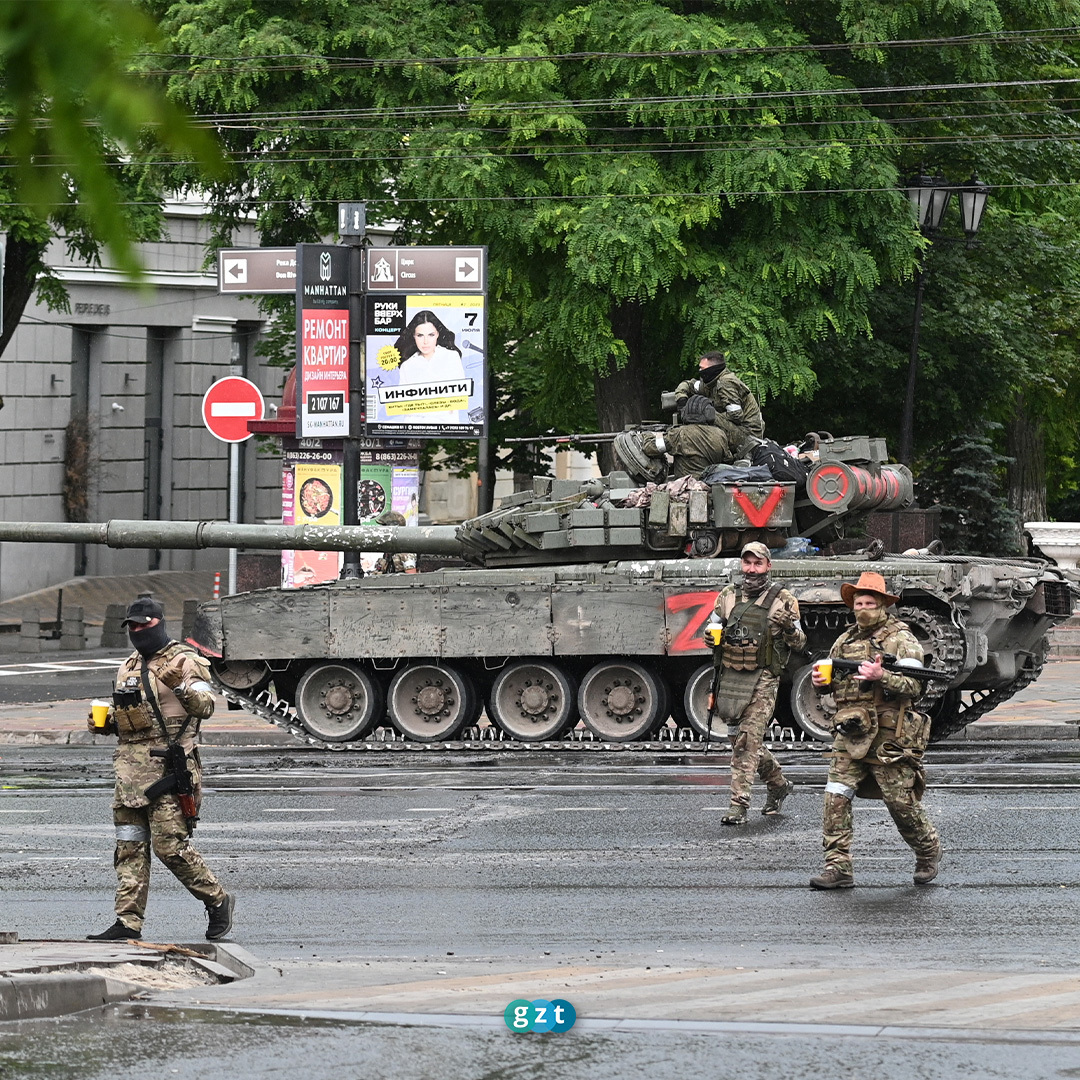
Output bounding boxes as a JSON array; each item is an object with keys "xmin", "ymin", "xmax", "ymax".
[{"xmin": 566, "ymin": 606, "xmax": 593, "ymax": 634}]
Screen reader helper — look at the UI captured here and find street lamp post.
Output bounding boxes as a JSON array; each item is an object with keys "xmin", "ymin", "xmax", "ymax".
[{"xmin": 898, "ymin": 174, "xmax": 989, "ymax": 466}]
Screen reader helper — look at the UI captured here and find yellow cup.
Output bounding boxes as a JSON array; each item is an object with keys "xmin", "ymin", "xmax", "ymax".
[
  {"xmin": 706, "ymin": 625, "xmax": 724, "ymax": 647},
  {"xmin": 91, "ymin": 700, "xmax": 110, "ymax": 729},
  {"xmin": 813, "ymin": 658, "xmax": 833, "ymax": 686}
]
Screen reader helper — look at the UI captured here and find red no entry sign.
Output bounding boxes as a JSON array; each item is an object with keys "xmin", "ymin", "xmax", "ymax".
[{"xmin": 201, "ymin": 377, "xmax": 265, "ymax": 443}]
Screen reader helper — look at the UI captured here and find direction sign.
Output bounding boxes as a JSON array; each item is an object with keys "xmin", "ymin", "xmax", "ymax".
[
  {"xmin": 218, "ymin": 248, "xmax": 297, "ymax": 294},
  {"xmin": 201, "ymin": 377, "xmax": 265, "ymax": 443},
  {"xmin": 365, "ymin": 246, "xmax": 486, "ymax": 292}
]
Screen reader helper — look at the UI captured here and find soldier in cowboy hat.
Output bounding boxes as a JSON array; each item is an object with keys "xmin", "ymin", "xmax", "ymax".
[{"xmin": 808, "ymin": 572, "xmax": 942, "ymax": 889}]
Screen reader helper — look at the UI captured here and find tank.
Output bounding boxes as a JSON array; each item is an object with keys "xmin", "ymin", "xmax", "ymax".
[{"xmin": 2, "ymin": 436, "xmax": 1075, "ymax": 748}]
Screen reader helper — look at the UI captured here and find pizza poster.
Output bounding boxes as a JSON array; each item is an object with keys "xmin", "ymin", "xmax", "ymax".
[
  {"xmin": 281, "ymin": 450, "xmax": 343, "ymax": 588},
  {"xmin": 364, "ymin": 293, "xmax": 486, "ymax": 438}
]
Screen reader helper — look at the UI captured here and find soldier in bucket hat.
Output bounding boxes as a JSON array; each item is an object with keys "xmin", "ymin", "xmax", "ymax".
[
  {"xmin": 809, "ymin": 572, "xmax": 942, "ymax": 890},
  {"xmin": 703, "ymin": 541, "xmax": 805, "ymax": 825}
]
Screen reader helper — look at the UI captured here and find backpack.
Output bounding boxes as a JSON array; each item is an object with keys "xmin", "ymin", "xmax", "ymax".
[{"xmin": 751, "ymin": 441, "xmax": 809, "ymax": 489}]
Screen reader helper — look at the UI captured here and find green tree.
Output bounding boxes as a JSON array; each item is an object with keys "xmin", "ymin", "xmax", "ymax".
[
  {"xmin": 0, "ymin": 0, "xmax": 223, "ymax": 353},
  {"xmin": 151, "ymin": 0, "xmax": 917, "ymax": 464},
  {"xmin": 150, "ymin": 0, "xmax": 1080, "ymax": 513}
]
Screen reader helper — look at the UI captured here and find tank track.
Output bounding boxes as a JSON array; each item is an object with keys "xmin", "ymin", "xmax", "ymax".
[
  {"xmin": 894, "ymin": 603, "xmax": 967, "ymax": 707},
  {"xmin": 930, "ymin": 647, "xmax": 1047, "ymax": 740},
  {"xmin": 211, "ymin": 676, "xmax": 819, "ymax": 752}
]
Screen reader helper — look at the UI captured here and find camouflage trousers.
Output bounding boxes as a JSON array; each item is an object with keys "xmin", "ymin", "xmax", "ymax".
[
  {"xmin": 822, "ymin": 753, "xmax": 940, "ymax": 876},
  {"xmin": 727, "ymin": 671, "xmax": 786, "ymax": 808},
  {"xmin": 112, "ymin": 799, "xmax": 226, "ymax": 931}
]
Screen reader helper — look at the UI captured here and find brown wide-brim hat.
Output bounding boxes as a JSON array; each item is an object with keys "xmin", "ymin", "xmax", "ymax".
[{"xmin": 840, "ymin": 571, "xmax": 899, "ymax": 609}]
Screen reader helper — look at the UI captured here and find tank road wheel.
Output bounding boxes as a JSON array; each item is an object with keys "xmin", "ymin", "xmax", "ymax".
[
  {"xmin": 578, "ymin": 661, "xmax": 666, "ymax": 742},
  {"xmin": 489, "ymin": 661, "xmax": 578, "ymax": 742},
  {"xmin": 683, "ymin": 663, "xmax": 719, "ymax": 738},
  {"xmin": 211, "ymin": 659, "xmax": 271, "ymax": 695},
  {"xmin": 788, "ymin": 664, "xmax": 834, "ymax": 742},
  {"xmin": 294, "ymin": 662, "xmax": 385, "ymax": 743},
  {"xmin": 388, "ymin": 663, "xmax": 474, "ymax": 743}
]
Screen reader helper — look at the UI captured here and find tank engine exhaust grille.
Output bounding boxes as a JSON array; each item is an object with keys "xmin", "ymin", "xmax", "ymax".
[{"xmin": 1042, "ymin": 580, "xmax": 1075, "ymax": 617}]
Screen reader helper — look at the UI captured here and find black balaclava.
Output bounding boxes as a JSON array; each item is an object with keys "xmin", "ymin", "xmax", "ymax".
[
  {"xmin": 129, "ymin": 621, "xmax": 170, "ymax": 657},
  {"xmin": 699, "ymin": 363, "xmax": 725, "ymax": 385}
]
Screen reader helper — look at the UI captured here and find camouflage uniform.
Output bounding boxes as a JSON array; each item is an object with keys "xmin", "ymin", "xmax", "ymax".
[
  {"xmin": 96, "ymin": 642, "xmax": 226, "ymax": 932},
  {"xmin": 820, "ymin": 616, "xmax": 940, "ymax": 876},
  {"xmin": 672, "ymin": 369, "xmax": 764, "ymax": 453},
  {"xmin": 640, "ymin": 424, "xmax": 734, "ymax": 477},
  {"xmin": 373, "ymin": 552, "xmax": 416, "ymax": 574},
  {"xmin": 710, "ymin": 583, "xmax": 805, "ymax": 809}
]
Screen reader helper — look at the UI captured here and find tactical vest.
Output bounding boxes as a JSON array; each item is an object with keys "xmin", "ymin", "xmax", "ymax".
[
  {"xmin": 720, "ymin": 583, "xmax": 787, "ymax": 677},
  {"xmin": 113, "ymin": 641, "xmax": 192, "ymax": 741},
  {"xmin": 831, "ymin": 620, "xmax": 912, "ymax": 726}
]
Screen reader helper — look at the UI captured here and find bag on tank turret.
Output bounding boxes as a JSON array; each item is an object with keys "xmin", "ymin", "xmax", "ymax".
[{"xmin": 751, "ymin": 440, "xmax": 810, "ymax": 490}]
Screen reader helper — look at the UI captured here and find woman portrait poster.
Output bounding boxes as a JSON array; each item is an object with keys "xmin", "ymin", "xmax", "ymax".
[{"xmin": 367, "ymin": 296, "xmax": 486, "ymax": 434}]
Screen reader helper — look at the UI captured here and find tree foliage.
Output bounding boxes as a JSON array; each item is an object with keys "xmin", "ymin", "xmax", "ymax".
[
  {"xmin": 0, "ymin": 0, "xmax": 225, "ymax": 354},
  {"xmin": 149, "ymin": 0, "xmax": 1080, "ymax": 510}
]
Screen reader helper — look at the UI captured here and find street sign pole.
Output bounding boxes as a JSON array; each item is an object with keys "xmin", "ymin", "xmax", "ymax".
[
  {"xmin": 341, "ymin": 212, "xmax": 366, "ymax": 578},
  {"xmin": 201, "ymin": 376, "xmax": 265, "ymax": 596},
  {"xmin": 228, "ymin": 443, "xmax": 240, "ymax": 595}
]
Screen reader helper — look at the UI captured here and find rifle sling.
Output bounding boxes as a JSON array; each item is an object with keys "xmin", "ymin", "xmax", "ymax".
[{"xmin": 139, "ymin": 647, "xmax": 193, "ymax": 750}]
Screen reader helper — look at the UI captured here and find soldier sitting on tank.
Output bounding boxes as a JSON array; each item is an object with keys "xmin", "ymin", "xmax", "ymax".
[
  {"xmin": 670, "ymin": 350, "xmax": 764, "ymax": 455},
  {"xmin": 372, "ymin": 510, "xmax": 416, "ymax": 574},
  {"xmin": 637, "ymin": 394, "xmax": 737, "ymax": 478}
]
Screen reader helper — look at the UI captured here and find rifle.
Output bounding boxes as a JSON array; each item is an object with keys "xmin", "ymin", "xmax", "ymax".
[
  {"xmin": 704, "ymin": 661, "xmax": 724, "ymax": 754},
  {"xmin": 505, "ymin": 422, "xmax": 669, "ymax": 446},
  {"xmin": 145, "ymin": 745, "xmax": 199, "ymax": 832},
  {"xmin": 828, "ymin": 654, "xmax": 953, "ymax": 683}
]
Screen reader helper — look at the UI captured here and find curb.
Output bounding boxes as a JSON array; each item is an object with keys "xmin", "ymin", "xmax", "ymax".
[
  {"xmin": 0, "ymin": 942, "xmax": 255, "ymax": 1022},
  {"xmin": 0, "ymin": 971, "xmax": 137, "ymax": 1021}
]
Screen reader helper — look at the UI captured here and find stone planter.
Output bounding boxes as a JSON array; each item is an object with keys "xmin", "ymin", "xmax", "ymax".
[{"xmin": 1025, "ymin": 522, "xmax": 1080, "ymax": 570}]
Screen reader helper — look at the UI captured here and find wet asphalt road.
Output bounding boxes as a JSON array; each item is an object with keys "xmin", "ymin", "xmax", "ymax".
[
  {"xmin": 5, "ymin": 743, "xmax": 1080, "ymax": 1078},
  {"xmin": 3, "ymin": 744, "xmax": 1080, "ymax": 966}
]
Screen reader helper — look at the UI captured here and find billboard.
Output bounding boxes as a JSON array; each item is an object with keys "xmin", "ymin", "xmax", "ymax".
[
  {"xmin": 296, "ymin": 244, "xmax": 350, "ymax": 438},
  {"xmin": 364, "ymin": 293, "xmax": 486, "ymax": 438}
]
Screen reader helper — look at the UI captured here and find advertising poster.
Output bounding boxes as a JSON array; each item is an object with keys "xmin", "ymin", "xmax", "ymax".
[
  {"xmin": 357, "ymin": 457, "xmax": 421, "ymax": 573},
  {"xmin": 392, "ymin": 466, "xmax": 420, "ymax": 525},
  {"xmin": 281, "ymin": 448, "xmax": 343, "ymax": 588},
  {"xmin": 365, "ymin": 293, "xmax": 486, "ymax": 438},
  {"xmin": 297, "ymin": 244, "xmax": 350, "ymax": 438},
  {"xmin": 357, "ymin": 462, "xmax": 392, "ymax": 523}
]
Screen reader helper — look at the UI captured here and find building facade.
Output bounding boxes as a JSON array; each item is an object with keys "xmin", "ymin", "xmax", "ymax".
[{"xmin": 0, "ymin": 199, "xmax": 282, "ymax": 601}]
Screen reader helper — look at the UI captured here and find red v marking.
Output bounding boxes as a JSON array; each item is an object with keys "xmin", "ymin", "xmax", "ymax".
[{"xmin": 731, "ymin": 485, "xmax": 785, "ymax": 528}]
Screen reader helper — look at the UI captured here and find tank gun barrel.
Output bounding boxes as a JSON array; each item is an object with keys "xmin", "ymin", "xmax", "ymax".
[{"xmin": 0, "ymin": 519, "xmax": 464, "ymax": 555}]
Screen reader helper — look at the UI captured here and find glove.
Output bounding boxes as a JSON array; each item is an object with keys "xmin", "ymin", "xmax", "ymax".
[
  {"xmin": 678, "ymin": 394, "xmax": 716, "ymax": 426},
  {"xmin": 157, "ymin": 658, "xmax": 186, "ymax": 691},
  {"xmin": 769, "ymin": 608, "xmax": 797, "ymax": 633}
]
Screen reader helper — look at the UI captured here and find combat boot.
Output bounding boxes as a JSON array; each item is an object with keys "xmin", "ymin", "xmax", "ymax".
[
  {"xmin": 87, "ymin": 919, "xmax": 141, "ymax": 941},
  {"xmin": 720, "ymin": 804, "xmax": 747, "ymax": 826},
  {"xmin": 809, "ymin": 867, "xmax": 855, "ymax": 890},
  {"xmin": 206, "ymin": 893, "xmax": 235, "ymax": 941},
  {"xmin": 762, "ymin": 778, "xmax": 795, "ymax": 816},
  {"xmin": 914, "ymin": 845, "xmax": 943, "ymax": 885}
]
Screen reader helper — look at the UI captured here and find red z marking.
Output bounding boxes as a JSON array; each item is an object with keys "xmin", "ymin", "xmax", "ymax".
[
  {"xmin": 666, "ymin": 591, "xmax": 720, "ymax": 654},
  {"xmin": 731, "ymin": 485, "xmax": 785, "ymax": 528}
]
